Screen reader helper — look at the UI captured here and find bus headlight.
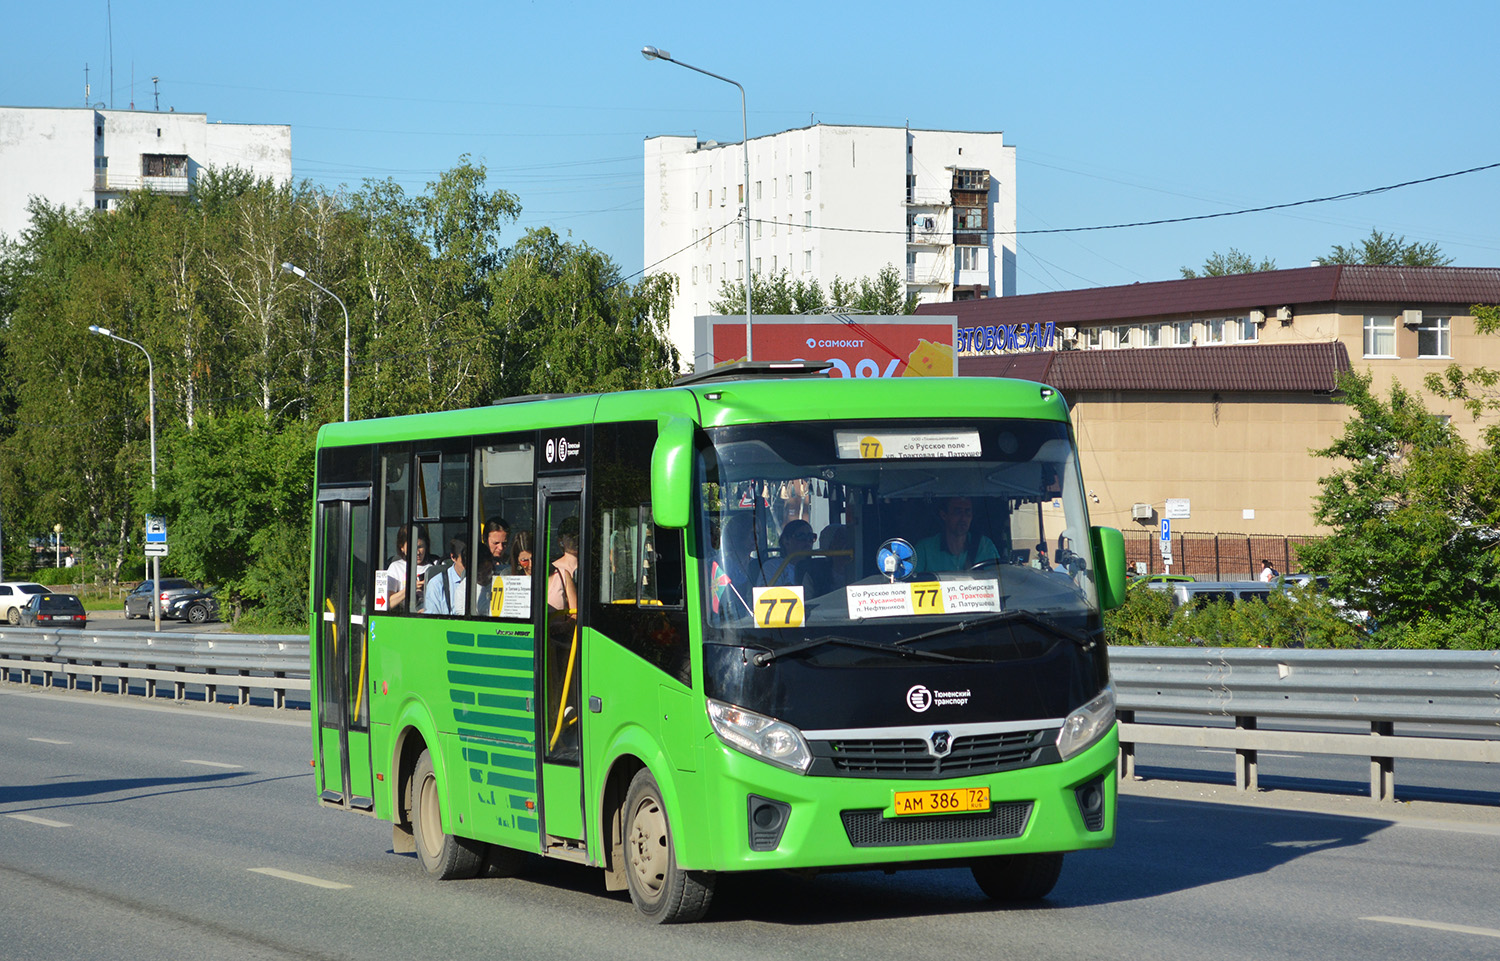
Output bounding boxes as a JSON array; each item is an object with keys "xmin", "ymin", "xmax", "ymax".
[
  {"xmin": 707, "ymin": 698, "xmax": 812, "ymax": 774},
  {"xmin": 1056, "ymin": 686, "xmax": 1115, "ymax": 760}
]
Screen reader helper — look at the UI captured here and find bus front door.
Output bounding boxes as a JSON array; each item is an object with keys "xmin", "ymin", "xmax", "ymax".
[
  {"xmin": 538, "ymin": 478, "xmax": 585, "ymax": 844},
  {"xmin": 313, "ymin": 488, "xmax": 375, "ymax": 812}
]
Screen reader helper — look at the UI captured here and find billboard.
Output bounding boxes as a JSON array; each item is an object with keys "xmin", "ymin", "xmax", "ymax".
[{"xmin": 695, "ymin": 314, "xmax": 957, "ymax": 378}]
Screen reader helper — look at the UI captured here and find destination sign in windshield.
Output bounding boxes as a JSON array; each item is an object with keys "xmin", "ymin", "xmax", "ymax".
[{"xmin": 834, "ymin": 430, "xmax": 982, "ymax": 460}]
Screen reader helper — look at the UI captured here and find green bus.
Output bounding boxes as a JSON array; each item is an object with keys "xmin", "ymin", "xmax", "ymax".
[{"xmin": 310, "ymin": 365, "xmax": 1126, "ymax": 922}]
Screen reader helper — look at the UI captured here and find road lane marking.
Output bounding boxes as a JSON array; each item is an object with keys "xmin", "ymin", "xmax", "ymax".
[
  {"xmin": 248, "ymin": 867, "xmax": 351, "ymax": 890},
  {"xmin": 28, "ymin": 738, "xmax": 72, "ymax": 745},
  {"xmin": 181, "ymin": 759, "xmax": 240, "ymax": 769},
  {"xmin": 6, "ymin": 813, "xmax": 71, "ymax": 828},
  {"xmin": 1363, "ymin": 916, "xmax": 1500, "ymax": 939}
]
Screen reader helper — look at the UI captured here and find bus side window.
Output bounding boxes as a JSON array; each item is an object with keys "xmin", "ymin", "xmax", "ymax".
[
  {"xmin": 591, "ymin": 422, "xmax": 691, "ymax": 686},
  {"xmin": 473, "ymin": 438, "xmax": 536, "ymax": 619}
]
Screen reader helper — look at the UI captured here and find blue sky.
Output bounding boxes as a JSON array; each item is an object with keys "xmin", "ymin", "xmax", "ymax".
[{"xmin": 6, "ymin": 1, "xmax": 1498, "ymax": 293}]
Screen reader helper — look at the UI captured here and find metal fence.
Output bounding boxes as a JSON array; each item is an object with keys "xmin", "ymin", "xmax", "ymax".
[
  {"xmin": 1111, "ymin": 647, "xmax": 1500, "ymax": 801},
  {"xmin": 4, "ymin": 631, "xmax": 1497, "ymax": 803},
  {"xmin": 1122, "ymin": 530, "xmax": 1320, "ymax": 580},
  {"xmin": 0, "ymin": 629, "xmax": 309, "ymax": 709}
]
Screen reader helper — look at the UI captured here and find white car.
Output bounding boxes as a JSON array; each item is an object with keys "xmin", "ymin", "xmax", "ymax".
[{"xmin": 0, "ymin": 582, "xmax": 49, "ymax": 624}]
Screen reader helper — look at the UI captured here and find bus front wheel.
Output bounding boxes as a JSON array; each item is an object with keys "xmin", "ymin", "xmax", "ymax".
[
  {"xmin": 411, "ymin": 749, "xmax": 484, "ymax": 880},
  {"xmin": 622, "ymin": 769, "xmax": 714, "ymax": 923},
  {"xmin": 971, "ymin": 852, "xmax": 1064, "ymax": 901}
]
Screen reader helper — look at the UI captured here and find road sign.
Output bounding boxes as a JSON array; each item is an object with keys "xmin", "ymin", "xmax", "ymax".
[
  {"xmin": 1159, "ymin": 518, "xmax": 1170, "ymax": 543},
  {"xmin": 146, "ymin": 516, "xmax": 167, "ymax": 544},
  {"xmin": 145, "ymin": 543, "xmax": 169, "ymax": 557}
]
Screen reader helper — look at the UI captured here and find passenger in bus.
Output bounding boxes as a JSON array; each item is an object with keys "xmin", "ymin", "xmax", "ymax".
[
  {"xmin": 913, "ymin": 496, "xmax": 1000, "ymax": 572},
  {"xmin": 479, "ymin": 517, "xmax": 510, "ymax": 576},
  {"xmin": 802, "ymin": 523, "xmax": 855, "ymax": 596},
  {"xmin": 711, "ymin": 512, "xmax": 757, "ymax": 618},
  {"xmin": 509, "ymin": 531, "xmax": 535, "ymax": 578},
  {"xmin": 769, "ymin": 519, "xmax": 816, "ymax": 586},
  {"xmin": 423, "ymin": 537, "xmax": 469, "ymax": 616},
  {"xmin": 546, "ymin": 521, "xmax": 582, "ymax": 740},
  {"xmin": 387, "ymin": 524, "xmax": 430, "ymax": 612}
]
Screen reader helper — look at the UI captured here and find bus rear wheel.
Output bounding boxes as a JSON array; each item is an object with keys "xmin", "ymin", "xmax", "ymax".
[
  {"xmin": 971, "ymin": 852, "xmax": 1064, "ymax": 901},
  {"xmin": 622, "ymin": 769, "xmax": 714, "ymax": 923},
  {"xmin": 411, "ymin": 749, "xmax": 485, "ymax": 880}
]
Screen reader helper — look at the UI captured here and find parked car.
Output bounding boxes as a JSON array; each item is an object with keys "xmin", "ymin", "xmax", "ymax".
[
  {"xmin": 0, "ymin": 581, "xmax": 48, "ymax": 624},
  {"xmin": 1148, "ymin": 579, "xmax": 1275, "ymax": 608},
  {"xmin": 18, "ymin": 592, "xmax": 88, "ymax": 628},
  {"xmin": 125, "ymin": 578, "xmax": 220, "ymax": 623}
]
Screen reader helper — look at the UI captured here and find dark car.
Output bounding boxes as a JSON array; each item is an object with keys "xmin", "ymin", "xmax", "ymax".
[
  {"xmin": 19, "ymin": 592, "xmax": 88, "ymax": 628},
  {"xmin": 125, "ymin": 578, "xmax": 220, "ymax": 623}
]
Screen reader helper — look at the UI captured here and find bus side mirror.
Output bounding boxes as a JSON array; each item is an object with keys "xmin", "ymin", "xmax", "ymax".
[
  {"xmin": 651, "ymin": 417, "xmax": 695, "ymax": 529},
  {"xmin": 1091, "ymin": 525, "xmax": 1126, "ymax": 611}
]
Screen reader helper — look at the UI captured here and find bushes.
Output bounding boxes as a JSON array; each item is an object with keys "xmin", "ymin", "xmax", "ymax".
[{"xmin": 1106, "ymin": 584, "xmax": 1367, "ymax": 648}]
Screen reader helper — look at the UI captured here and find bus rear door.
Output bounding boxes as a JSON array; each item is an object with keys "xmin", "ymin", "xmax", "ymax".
[{"xmin": 313, "ymin": 486, "xmax": 376, "ymax": 812}]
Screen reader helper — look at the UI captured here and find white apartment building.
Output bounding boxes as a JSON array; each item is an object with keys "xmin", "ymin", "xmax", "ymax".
[
  {"xmin": 644, "ymin": 123, "xmax": 1017, "ymax": 368},
  {"xmin": 0, "ymin": 106, "xmax": 292, "ymax": 243}
]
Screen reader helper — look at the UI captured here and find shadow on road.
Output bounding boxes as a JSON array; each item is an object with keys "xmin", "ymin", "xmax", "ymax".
[
  {"xmin": 0, "ymin": 771, "xmax": 310, "ymax": 811},
  {"xmin": 453, "ymin": 792, "xmax": 1396, "ymax": 925}
]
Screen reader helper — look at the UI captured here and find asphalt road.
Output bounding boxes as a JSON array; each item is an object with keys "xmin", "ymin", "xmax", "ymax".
[{"xmin": 2, "ymin": 686, "xmax": 1498, "ymax": 961}]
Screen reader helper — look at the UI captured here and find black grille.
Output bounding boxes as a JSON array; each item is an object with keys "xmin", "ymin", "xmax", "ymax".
[
  {"xmin": 809, "ymin": 729, "xmax": 1058, "ymax": 779},
  {"xmin": 841, "ymin": 802, "xmax": 1033, "ymax": 847}
]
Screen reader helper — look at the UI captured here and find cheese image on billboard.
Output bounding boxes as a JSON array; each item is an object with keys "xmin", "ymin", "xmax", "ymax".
[{"xmin": 901, "ymin": 338, "xmax": 955, "ymax": 377}]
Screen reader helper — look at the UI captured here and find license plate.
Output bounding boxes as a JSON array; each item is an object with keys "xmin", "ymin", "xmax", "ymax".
[{"xmin": 891, "ymin": 786, "xmax": 990, "ymax": 816}]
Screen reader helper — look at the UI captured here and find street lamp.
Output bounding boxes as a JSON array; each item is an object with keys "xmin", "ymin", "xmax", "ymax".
[
  {"xmin": 281, "ymin": 262, "xmax": 350, "ymax": 422},
  {"xmin": 642, "ymin": 44, "xmax": 753, "ymax": 361},
  {"xmin": 88, "ymin": 324, "xmax": 161, "ymax": 632},
  {"xmin": 53, "ymin": 523, "xmax": 62, "ymax": 568}
]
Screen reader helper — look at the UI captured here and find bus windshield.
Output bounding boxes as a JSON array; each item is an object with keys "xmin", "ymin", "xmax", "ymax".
[{"xmin": 696, "ymin": 418, "xmax": 1100, "ymax": 655}]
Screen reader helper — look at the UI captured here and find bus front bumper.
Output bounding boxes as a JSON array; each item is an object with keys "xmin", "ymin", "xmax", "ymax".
[{"xmin": 691, "ymin": 726, "xmax": 1118, "ymax": 873}]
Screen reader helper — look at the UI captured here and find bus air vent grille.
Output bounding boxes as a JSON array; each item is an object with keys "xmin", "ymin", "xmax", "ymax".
[
  {"xmin": 840, "ymin": 802, "xmax": 1033, "ymax": 847},
  {"xmin": 811, "ymin": 729, "xmax": 1056, "ymax": 779}
]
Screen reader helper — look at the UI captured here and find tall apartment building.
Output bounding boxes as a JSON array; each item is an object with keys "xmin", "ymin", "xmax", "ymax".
[
  {"xmin": 0, "ymin": 106, "xmax": 292, "ymax": 243},
  {"xmin": 644, "ymin": 124, "xmax": 1016, "ymax": 368}
]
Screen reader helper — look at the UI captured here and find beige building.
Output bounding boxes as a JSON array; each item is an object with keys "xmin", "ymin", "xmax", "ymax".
[{"xmin": 924, "ymin": 266, "xmax": 1500, "ymax": 541}]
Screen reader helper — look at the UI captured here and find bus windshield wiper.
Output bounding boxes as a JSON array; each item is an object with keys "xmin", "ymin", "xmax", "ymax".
[
  {"xmin": 752, "ymin": 634, "xmax": 987, "ymax": 666},
  {"xmin": 894, "ymin": 609, "xmax": 1101, "ymax": 651}
]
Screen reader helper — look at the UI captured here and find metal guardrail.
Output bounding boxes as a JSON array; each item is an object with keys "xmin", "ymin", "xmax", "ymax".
[
  {"xmin": 0, "ymin": 629, "xmax": 309, "ymax": 709},
  {"xmin": 3, "ymin": 634, "xmax": 1497, "ymax": 801},
  {"xmin": 1111, "ymin": 647, "xmax": 1500, "ymax": 801}
]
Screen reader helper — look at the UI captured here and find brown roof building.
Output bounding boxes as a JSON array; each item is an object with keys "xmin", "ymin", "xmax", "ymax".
[{"xmin": 919, "ymin": 266, "xmax": 1500, "ymax": 542}]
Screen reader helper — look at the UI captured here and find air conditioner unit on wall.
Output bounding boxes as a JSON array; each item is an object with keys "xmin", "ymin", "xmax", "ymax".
[
  {"xmin": 1276, "ymin": 306, "xmax": 1293, "ymax": 324},
  {"xmin": 1249, "ymin": 309, "xmax": 1265, "ymax": 325},
  {"xmin": 1131, "ymin": 503, "xmax": 1154, "ymax": 520},
  {"xmin": 1403, "ymin": 309, "xmax": 1423, "ymax": 327}
]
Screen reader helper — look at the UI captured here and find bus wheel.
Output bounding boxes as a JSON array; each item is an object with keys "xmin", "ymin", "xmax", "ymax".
[
  {"xmin": 971, "ymin": 852, "xmax": 1064, "ymax": 901},
  {"xmin": 411, "ymin": 749, "xmax": 484, "ymax": 880},
  {"xmin": 622, "ymin": 769, "xmax": 714, "ymax": 923}
]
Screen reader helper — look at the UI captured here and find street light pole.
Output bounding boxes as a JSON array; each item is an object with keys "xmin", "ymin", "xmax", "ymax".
[
  {"xmin": 88, "ymin": 325, "xmax": 160, "ymax": 632},
  {"xmin": 642, "ymin": 45, "xmax": 753, "ymax": 361},
  {"xmin": 281, "ymin": 262, "xmax": 350, "ymax": 422}
]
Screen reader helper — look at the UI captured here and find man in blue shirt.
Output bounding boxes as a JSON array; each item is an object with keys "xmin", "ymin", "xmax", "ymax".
[
  {"xmin": 914, "ymin": 497, "xmax": 1000, "ymax": 572},
  {"xmin": 424, "ymin": 537, "xmax": 469, "ymax": 616}
]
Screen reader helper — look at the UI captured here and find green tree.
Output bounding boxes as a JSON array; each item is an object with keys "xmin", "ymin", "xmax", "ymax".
[
  {"xmin": 1317, "ymin": 228, "xmax": 1452, "ymax": 267},
  {"xmin": 1296, "ymin": 371, "xmax": 1500, "ymax": 627},
  {"xmin": 490, "ymin": 227, "xmax": 679, "ymax": 397},
  {"xmin": 710, "ymin": 264, "xmax": 917, "ymax": 316},
  {"xmin": 1180, "ymin": 248, "xmax": 1277, "ymax": 279}
]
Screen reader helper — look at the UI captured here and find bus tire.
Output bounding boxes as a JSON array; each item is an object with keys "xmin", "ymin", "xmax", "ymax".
[
  {"xmin": 622, "ymin": 769, "xmax": 714, "ymax": 923},
  {"xmin": 971, "ymin": 851, "xmax": 1064, "ymax": 901},
  {"xmin": 411, "ymin": 749, "xmax": 484, "ymax": 880}
]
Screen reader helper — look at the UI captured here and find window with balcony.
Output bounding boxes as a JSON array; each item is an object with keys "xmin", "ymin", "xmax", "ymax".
[
  {"xmin": 956, "ymin": 246, "xmax": 982, "ymax": 271},
  {"xmin": 1143, "ymin": 324, "xmax": 1163, "ymax": 348},
  {"xmin": 1364, "ymin": 315, "xmax": 1397, "ymax": 357},
  {"xmin": 1418, "ymin": 316, "xmax": 1451, "ymax": 357},
  {"xmin": 953, "ymin": 168, "xmax": 989, "ymax": 190},
  {"xmin": 1203, "ymin": 318, "xmax": 1226, "ymax": 345},
  {"xmin": 1110, "ymin": 325, "xmax": 1132, "ymax": 349},
  {"xmin": 1080, "ymin": 327, "xmax": 1103, "ymax": 350},
  {"xmin": 1238, "ymin": 317, "xmax": 1259, "ymax": 343},
  {"xmin": 142, "ymin": 154, "xmax": 188, "ymax": 178},
  {"xmin": 1172, "ymin": 321, "xmax": 1193, "ymax": 346}
]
